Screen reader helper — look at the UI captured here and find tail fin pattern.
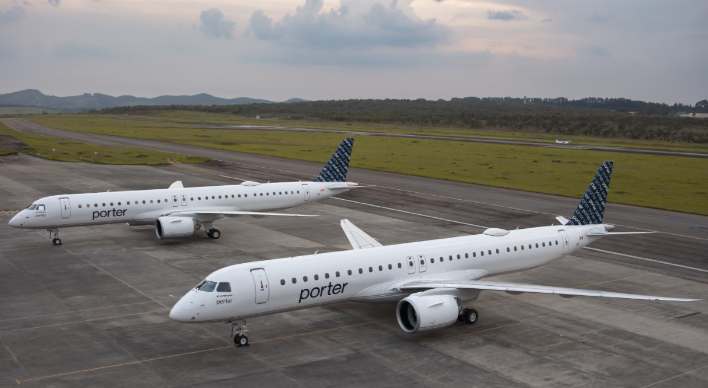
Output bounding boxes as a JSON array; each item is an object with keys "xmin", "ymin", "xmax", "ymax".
[
  {"xmin": 566, "ymin": 161, "xmax": 613, "ymax": 225},
  {"xmin": 314, "ymin": 138, "xmax": 354, "ymax": 182}
]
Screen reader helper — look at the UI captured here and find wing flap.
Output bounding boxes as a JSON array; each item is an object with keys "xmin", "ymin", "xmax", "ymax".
[{"xmin": 399, "ymin": 280, "xmax": 699, "ymax": 302}]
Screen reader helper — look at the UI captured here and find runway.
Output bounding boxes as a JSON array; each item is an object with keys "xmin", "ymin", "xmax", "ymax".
[{"xmin": 1, "ymin": 150, "xmax": 706, "ymax": 387}]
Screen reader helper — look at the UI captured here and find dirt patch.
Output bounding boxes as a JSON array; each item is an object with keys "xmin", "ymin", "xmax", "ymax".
[{"xmin": 0, "ymin": 135, "xmax": 27, "ymax": 150}]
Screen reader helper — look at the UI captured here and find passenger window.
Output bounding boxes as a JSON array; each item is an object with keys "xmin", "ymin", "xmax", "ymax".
[
  {"xmin": 465, "ymin": 253, "xmax": 468, "ymax": 258},
  {"xmin": 521, "ymin": 245, "xmax": 524, "ymax": 250},
  {"xmin": 496, "ymin": 249, "xmax": 499, "ymax": 254},
  {"xmin": 449, "ymin": 255, "xmax": 453, "ymax": 261},
  {"xmin": 238, "ymin": 194, "xmax": 241, "ymax": 198},
  {"xmin": 348, "ymin": 270, "xmax": 352, "ymax": 275},
  {"xmin": 529, "ymin": 244, "xmax": 532, "ymax": 249},
  {"xmin": 336, "ymin": 271, "xmax": 341, "ymax": 277},
  {"xmin": 102, "ymin": 203, "xmax": 106, "ymax": 207},
  {"xmin": 430, "ymin": 258, "xmax": 435, "ymax": 263},
  {"xmin": 514, "ymin": 246, "xmax": 517, "ymax": 251},
  {"xmin": 488, "ymin": 250, "xmax": 492, "ymax": 255},
  {"xmin": 157, "ymin": 200, "xmax": 160, "ymax": 203},
  {"xmin": 536, "ymin": 243, "xmax": 539, "ymax": 248},
  {"xmin": 190, "ymin": 198, "xmax": 194, "ymax": 201},
  {"xmin": 325, "ymin": 273, "xmax": 330, "ymax": 279},
  {"xmin": 198, "ymin": 197, "xmax": 201, "ymax": 200},
  {"xmin": 314, "ymin": 274, "xmax": 319, "ymax": 280},
  {"xmin": 481, "ymin": 251, "xmax": 484, "ymax": 256},
  {"xmin": 543, "ymin": 242, "xmax": 546, "ymax": 247},
  {"xmin": 359, "ymin": 268, "xmax": 363, "ymax": 274},
  {"xmin": 142, "ymin": 201, "xmax": 145, "ymax": 204},
  {"xmin": 398, "ymin": 263, "xmax": 402, "ymax": 268},
  {"xmin": 95, "ymin": 203, "xmax": 99, "ymax": 207},
  {"xmin": 216, "ymin": 282, "xmax": 231, "ymax": 292},
  {"xmin": 379, "ymin": 265, "xmax": 383, "ymax": 271},
  {"xmin": 555, "ymin": 240, "xmax": 559, "ymax": 245},
  {"xmin": 280, "ymin": 279, "xmax": 285, "ymax": 285},
  {"xmin": 212, "ymin": 196, "xmax": 215, "ymax": 199},
  {"xmin": 110, "ymin": 202, "xmax": 114, "ymax": 206},
  {"xmin": 219, "ymin": 196, "xmax": 222, "ymax": 199},
  {"xmin": 303, "ymin": 276, "xmax": 308, "ymax": 282},
  {"xmin": 369, "ymin": 267, "xmax": 373, "ymax": 272},
  {"xmin": 245, "ymin": 194, "xmax": 248, "ymax": 197},
  {"xmin": 388, "ymin": 264, "xmax": 392, "ymax": 270},
  {"xmin": 78, "ymin": 204, "xmax": 82, "ymax": 208},
  {"xmin": 457, "ymin": 254, "xmax": 460, "ymax": 259},
  {"xmin": 507, "ymin": 247, "xmax": 510, "ymax": 252},
  {"xmin": 266, "ymin": 193, "xmax": 269, "ymax": 196},
  {"xmin": 292, "ymin": 278, "xmax": 297, "ymax": 284},
  {"xmin": 197, "ymin": 281, "xmax": 217, "ymax": 292},
  {"xmin": 150, "ymin": 200, "xmax": 153, "ymax": 203},
  {"xmin": 473, "ymin": 252, "xmax": 476, "ymax": 257}
]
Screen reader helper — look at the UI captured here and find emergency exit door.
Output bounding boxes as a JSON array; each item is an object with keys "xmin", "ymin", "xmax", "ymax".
[{"xmin": 251, "ymin": 269, "xmax": 270, "ymax": 304}]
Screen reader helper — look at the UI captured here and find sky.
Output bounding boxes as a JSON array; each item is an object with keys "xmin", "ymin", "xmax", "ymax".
[{"xmin": 0, "ymin": 0, "xmax": 706, "ymax": 104}]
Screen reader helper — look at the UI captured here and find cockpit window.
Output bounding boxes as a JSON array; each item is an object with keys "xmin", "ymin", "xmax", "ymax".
[
  {"xmin": 27, "ymin": 204, "xmax": 37, "ymax": 210},
  {"xmin": 196, "ymin": 280, "xmax": 217, "ymax": 292},
  {"xmin": 216, "ymin": 282, "xmax": 231, "ymax": 292},
  {"xmin": 37, "ymin": 204, "xmax": 45, "ymax": 211}
]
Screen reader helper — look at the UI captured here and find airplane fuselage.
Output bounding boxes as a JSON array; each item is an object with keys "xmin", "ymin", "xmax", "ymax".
[
  {"xmin": 9, "ymin": 181, "xmax": 343, "ymax": 229},
  {"xmin": 170, "ymin": 224, "xmax": 602, "ymax": 323}
]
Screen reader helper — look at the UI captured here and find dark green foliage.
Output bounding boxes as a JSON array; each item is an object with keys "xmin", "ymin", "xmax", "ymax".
[{"xmin": 100, "ymin": 98, "xmax": 708, "ymax": 143}]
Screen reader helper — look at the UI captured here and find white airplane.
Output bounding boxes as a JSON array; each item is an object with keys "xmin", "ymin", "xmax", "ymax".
[
  {"xmin": 169, "ymin": 161, "xmax": 698, "ymax": 347},
  {"xmin": 9, "ymin": 138, "xmax": 358, "ymax": 245},
  {"xmin": 555, "ymin": 139, "xmax": 572, "ymax": 144}
]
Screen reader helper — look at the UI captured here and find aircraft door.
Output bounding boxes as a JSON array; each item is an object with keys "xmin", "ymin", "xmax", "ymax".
[
  {"xmin": 172, "ymin": 195, "xmax": 179, "ymax": 207},
  {"xmin": 180, "ymin": 194, "xmax": 187, "ymax": 206},
  {"xmin": 250, "ymin": 268, "xmax": 270, "ymax": 304},
  {"xmin": 406, "ymin": 256, "xmax": 416, "ymax": 274},
  {"xmin": 59, "ymin": 197, "xmax": 71, "ymax": 219},
  {"xmin": 418, "ymin": 254, "xmax": 427, "ymax": 273},
  {"xmin": 302, "ymin": 184, "xmax": 310, "ymax": 201},
  {"xmin": 559, "ymin": 230, "xmax": 570, "ymax": 255}
]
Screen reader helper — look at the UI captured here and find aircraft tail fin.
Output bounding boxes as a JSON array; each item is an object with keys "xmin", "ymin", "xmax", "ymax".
[
  {"xmin": 314, "ymin": 138, "xmax": 354, "ymax": 182},
  {"xmin": 565, "ymin": 161, "xmax": 613, "ymax": 226}
]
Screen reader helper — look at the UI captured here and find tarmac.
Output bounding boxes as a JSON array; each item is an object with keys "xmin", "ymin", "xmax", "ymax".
[{"xmin": 0, "ymin": 152, "xmax": 707, "ymax": 387}]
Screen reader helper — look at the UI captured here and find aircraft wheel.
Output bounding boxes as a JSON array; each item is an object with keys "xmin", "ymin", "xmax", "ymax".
[
  {"xmin": 208, "ymin": 229, "xmax": 221, "ymax": 239},
  {"xmin": 52, "ymin": 238, "xmax": 62, "ymax": 246},
  {"xmin": 234, "ymin": 334, "xmax": 249, "ymax": 347},
  {"xmin": 464, "ymin": 308, "xmax": 478, "ymax": 325}
]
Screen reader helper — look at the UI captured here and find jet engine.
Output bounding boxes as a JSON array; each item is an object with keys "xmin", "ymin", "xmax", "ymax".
[
  {"xmin": 155, "ymin": 216, "xmax": 196, "ymax": 239},
  {"xmin": 396, "ymin": 294, "xmax": 459, "ymax": 334}
]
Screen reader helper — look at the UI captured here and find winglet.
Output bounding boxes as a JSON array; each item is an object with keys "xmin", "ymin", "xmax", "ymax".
[
  {"xmin": 566, "ymin": 161, "xmax": 613, "ymax": 225},
  {"xmin": 340, "ymin": 219, "xmax": 382, "ymax": 250},
  {"xmin": 169, "ymin": 181, "xmax": 184, "ymax": 189},
  {"xmin": 314, "ymin": 138, "xmax": 354, "ymax": 182}
]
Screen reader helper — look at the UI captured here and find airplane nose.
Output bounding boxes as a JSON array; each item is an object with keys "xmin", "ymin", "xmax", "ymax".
[
  {"xmin": 169, "ymin": 297, "xmax": 195, "ymax": 322},
  {"xmin": 8, "ymin": 212, "xmax": 23, "ymax": 228}
]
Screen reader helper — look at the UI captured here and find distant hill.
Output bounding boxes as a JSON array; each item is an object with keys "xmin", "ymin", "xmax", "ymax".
[{"xmin": 0, "ymin": 89, "xmax": 287, "ymax": 112}]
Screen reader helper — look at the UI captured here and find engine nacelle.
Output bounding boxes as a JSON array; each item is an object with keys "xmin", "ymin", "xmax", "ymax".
[
  {"xmin": 396, "ymin": 294, "xmax": 459, "ymax": 334},
  {"xmin": 155, "ymin": 216, "xmax": 196, "ymax": 239}
]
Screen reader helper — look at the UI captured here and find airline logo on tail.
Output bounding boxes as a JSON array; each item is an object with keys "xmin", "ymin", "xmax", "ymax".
[
  {"xmin": 314, "ymin": 138, "xmax": 354, "ymax": 182},
  {"xmin": 566, "ymin": 161, "xmax": 613, "ymax": 226}
]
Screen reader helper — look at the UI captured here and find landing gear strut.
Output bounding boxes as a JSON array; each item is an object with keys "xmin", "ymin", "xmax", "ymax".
[
  {"xmin": 459, "ymin": 307, "xmax": 478, "ymax": 325},
  {"xmin": 48, "ymin": 229, "xmax": 62, "ymax": 245},
  {"xmin": 231, "ymin": 320, "xmax": 249, "ymax": 347}
]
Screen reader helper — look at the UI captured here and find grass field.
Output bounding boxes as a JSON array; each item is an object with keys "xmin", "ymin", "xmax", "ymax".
[
  {"xmin": 24, "ymin": 114, "xmax": 708, "ymax": 215},
  {"xmin": 0, "ymin": 120, "xmax": 210, "ymax": 165}
]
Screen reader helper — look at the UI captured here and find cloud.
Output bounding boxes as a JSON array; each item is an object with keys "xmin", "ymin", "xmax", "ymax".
[
  {"xmin": 487, "ymin": 10, "xmax": 528, "ymax": 21},
  {"xmin": 0, "ymin": 6, "xmax": 26, "ymax": 24},
  {"xmin": 48, "ymin": 0, "xmax": 60, "ymax": 7},
  {"xmin": 199, "ymin": 8, "xmax": 235, "ymax": 39},
  {"xmin": 249, "ymin": 0, "xmax": 450, "ymax": 49},
  {"xmin": 541, "ymin": 18, "xmax": 553, "ymax": 23},
  {"xmin": 52, "ymin": 43, "xmax": 111, "ymax": 58},
  {"xmin": 577, "ymin": 46, "xmax": 610, "ymax": 57}
]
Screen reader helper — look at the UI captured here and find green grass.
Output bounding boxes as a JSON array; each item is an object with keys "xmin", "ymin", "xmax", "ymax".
[
  {"xmin": 24, "ymin": 114, "xmax": 708, "ymax": 215},
  {"xmin": 0, "ymin": 120, "xmax": 210, "ymax": 165}
]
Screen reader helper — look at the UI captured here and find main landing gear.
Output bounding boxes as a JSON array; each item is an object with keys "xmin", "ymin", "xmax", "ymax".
[
  {"xmin": 231, "ymin": 320, "xmax": 249, "ymax": 347},
  {"xmin": 458, "ymin": 307, "xmax": 479, "ymax": 325},
  {"xmin": 201, "ymin": 222, "xmax": 221, "ymax": 240},
  {"xmin": 48, "ymin": 229, "xmax": 62, "ymax": 245}
]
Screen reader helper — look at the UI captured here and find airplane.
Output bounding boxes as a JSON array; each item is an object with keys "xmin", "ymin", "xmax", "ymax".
[
  {"xmin": 555, "ymin": 139, "xmax": 572, "ymax": 144},
  {"xmin": 169, "ymin": 161, "xmax": 699, "ymax": 347},
  {"xmin": 9, "ymin": 138, "xmax": 359, "ymax": 245}
]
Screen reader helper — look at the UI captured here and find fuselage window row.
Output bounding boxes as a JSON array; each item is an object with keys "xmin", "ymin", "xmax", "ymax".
[{"xmin": 280, "ymin": 263, "xmax": 404, "ymax": 286}]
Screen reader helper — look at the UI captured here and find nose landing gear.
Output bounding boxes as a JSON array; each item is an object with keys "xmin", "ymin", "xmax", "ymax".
[
  {"xmin": 231, "ymin": 320, "xmax": 249, "ymax": 347},
  {"xmin": 48, "ymin": 229, "xmax": 62, "ymax": 245}
]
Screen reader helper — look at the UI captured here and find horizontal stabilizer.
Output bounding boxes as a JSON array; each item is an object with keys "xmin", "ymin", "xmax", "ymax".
[
  {"xmin": 400, "ymin": 279, "xmax": 699, "ymax": 302},
  {"xmin": 586, "ymin": 231, "xmax": 655, "ymax": 236},
  {"xmin": 340, "ymin": 219, "xmax": 383, "ymax": 250},
  {"xmin": 169, "ymin": 181, "xmax": 184, "ymax": 189}
]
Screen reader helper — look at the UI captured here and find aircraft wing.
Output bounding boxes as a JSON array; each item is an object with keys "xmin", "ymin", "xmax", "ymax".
[
  {"xmin": 340, "ymin": 219, "xmax": 383, "ymax": 249},
  {"xmin": 167, "ymin": 211, "xmax": 318, "ymax": 218},
  {"xmin": 399, "ymin": 279, "xmax": 699, "ymax": 302}
]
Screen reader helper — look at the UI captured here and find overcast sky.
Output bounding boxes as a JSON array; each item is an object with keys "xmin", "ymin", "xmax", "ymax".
[{"xmin": 1, "ymin": 0, "xmax": 706, "ymax": 104}]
